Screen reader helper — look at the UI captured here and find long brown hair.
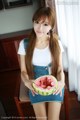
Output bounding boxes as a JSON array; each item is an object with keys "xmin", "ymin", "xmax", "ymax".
[{"xmin": 26, "ymin": 7, "xmax": 60, "ymax": 79}]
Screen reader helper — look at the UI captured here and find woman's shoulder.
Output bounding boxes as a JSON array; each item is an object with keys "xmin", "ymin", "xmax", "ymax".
[
  {"xmin": 20, "ymin": 38, "xmax": 29, "ymax": 46},
  {"xmin": 18, "ymin": 38, "xmax": 29, "ymax": 55},
  {"xmin": 20, "ymin": 38, "xmax": 29, "ymax": 44},
  {"xmin": 53, "ymin": 33, "xmax": 64, "ymax": 52},
  {"xmin": 24, "ymin": 38, "xmax": 29, "ymax": 43}
]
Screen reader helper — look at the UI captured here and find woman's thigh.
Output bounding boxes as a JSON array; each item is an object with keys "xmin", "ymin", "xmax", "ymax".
[
  {"xmin": 32, "ymin": 102, "xmax": 47, "ymax": 120},
  {"xmin": 48, "ymin": 101, "xmax": 61, "ymax": 120}
]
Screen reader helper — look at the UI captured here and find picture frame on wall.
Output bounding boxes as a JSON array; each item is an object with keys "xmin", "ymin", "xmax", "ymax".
[
  {"xmin": 0, "ymin": 0, "xmax": 4, "ymax": 10},
  {"xmin": 3, "ymin": 0, "xmax": 33, "ymax": 9}
]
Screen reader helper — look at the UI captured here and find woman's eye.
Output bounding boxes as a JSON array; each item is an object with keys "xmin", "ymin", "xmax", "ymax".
[
  {"xmin": 34, "ymin": 21, "xmax": 39, "ymax": 24},
  {"xmin": 44, "ymin": 23, "xmax": 48, "ymax": 26}
]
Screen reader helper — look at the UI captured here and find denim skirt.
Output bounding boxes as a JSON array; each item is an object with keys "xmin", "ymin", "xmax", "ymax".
[{"xmin": 28, "ymin": 65, "xmax": 64, "ymax": 104}]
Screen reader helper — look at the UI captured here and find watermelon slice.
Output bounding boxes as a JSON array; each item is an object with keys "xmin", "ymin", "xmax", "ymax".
[{"xmin": 32, "ymin": 75, "xmax": 58, "ymax": 96}]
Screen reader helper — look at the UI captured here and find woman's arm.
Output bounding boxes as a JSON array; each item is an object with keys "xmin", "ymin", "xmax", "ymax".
[{"xmin": 19, "ymin": 55, "xmax": 35, "ymax": 92}]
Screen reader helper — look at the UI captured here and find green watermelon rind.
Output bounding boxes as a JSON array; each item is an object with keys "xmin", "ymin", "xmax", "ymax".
[{"xmin": 32, "ymin": 75, "xmax": 58, "ymax": 96}]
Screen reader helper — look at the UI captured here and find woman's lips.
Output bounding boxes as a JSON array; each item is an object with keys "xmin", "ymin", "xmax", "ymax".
[{"xmin": 36, "ymin": 31, "xmax": 42, "ymax": 34}]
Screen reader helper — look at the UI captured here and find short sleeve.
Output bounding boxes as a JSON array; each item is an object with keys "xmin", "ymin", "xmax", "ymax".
[
  {"xmin": 18, "ymin": 38, "xmax": 29, "ymax": 55},
  {"xmin": 58, "ymin": 40, "xmax": 64, "ymax": 52}
]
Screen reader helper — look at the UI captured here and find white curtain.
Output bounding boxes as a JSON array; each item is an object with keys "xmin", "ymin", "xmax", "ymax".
[{"xmin": 55, "ymin": 0, "xmax": 80, "ymax": 101}]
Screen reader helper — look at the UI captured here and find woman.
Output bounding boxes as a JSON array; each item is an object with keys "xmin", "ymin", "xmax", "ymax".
[{"xmin": 18, "ymin": 7, "xmax": 65, "ymax": 120}]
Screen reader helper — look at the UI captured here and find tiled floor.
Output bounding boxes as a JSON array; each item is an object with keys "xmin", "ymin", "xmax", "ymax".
[{"xmin": 0, "ymin": 70, "xmax": 80, "ymax": 120}]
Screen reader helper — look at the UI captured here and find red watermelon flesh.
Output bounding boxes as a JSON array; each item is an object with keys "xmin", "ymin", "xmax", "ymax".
[{"xmin": 35, "ymin": 76, "xmax": 55, "ymax": 89}]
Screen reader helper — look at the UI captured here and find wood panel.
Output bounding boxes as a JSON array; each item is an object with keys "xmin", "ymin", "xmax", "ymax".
[
  {"xmin": 0, "ymin": 40, "xmax": 19, "ymax": 71},
  {"xmin": 0, "ymin": 30, "xmax": 30, "ymax": 72}
]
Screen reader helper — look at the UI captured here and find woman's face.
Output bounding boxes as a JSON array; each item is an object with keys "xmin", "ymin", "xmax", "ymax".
[{"xmin": 33, "ymin": 17, "xmax": 51, "ymax": 38}]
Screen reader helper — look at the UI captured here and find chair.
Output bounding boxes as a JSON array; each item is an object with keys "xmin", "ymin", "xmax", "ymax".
[
  {"xmin": 14, "ymin": 76, "xmax": 30, "ymax": 117},
  {"xmin": 14, "ymin": 40, "xmax": 69, "ymax": 120}
]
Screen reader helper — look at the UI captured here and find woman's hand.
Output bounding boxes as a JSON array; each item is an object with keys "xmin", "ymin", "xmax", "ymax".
[
  {"xmin": 53, "ymin": 81, "xmax": 65, "ymax": 96},
  {"xmin": 25, "ymin": 80, "xmax": 38, "ymax": 96}
]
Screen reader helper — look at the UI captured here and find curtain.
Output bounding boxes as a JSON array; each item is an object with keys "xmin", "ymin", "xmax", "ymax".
[
  {"xmin": 45, "ymin": 0, "xmax": 55, "ymax": 8},
  {"xmin": 55, "ymin": 0, "xmax": 80, "ymax": 101}
]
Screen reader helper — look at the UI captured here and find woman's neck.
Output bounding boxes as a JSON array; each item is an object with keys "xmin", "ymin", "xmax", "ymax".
[
  {"xmin": 36, "ymin": 36, "xmax": 49, "ymax": 43},
  {"xmin": 35, "ymin": 37, "xmax": 49, "ymax": 49}
]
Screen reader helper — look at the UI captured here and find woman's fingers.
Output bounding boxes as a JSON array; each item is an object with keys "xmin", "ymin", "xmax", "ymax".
[
  {"xmin": 31, "ymin": 90, "xmax": 35, "ymax": 96},
  {"xmin": 25, "ymin": 79, "xmax": 38, "ymax": 96},
  {"xmin": 31, "ymin": 81, "xmax": 38, "ymax": 96},
  {"xmin": 31, "ymin": 90, "xmax": 38, "ymax": 96},
  {"xmin": 53, "ymin": 81, "xmax": 64, "ymax": 96}
]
